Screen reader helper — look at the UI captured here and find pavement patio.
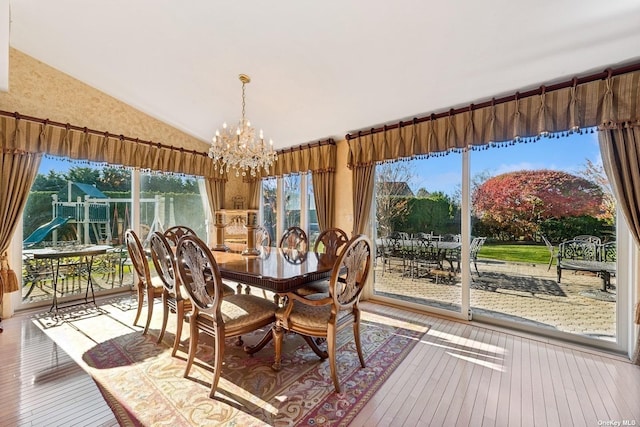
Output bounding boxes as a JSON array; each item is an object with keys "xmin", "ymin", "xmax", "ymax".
[
  {"xmin": 373, "ymin": 256, "xmax": 617, "ymax": 341},
  {"xmin": 21, "ymin": 252, "xmax": 617, "ymax": 342}
]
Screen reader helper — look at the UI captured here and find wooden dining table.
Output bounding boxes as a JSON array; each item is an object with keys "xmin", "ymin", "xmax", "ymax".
[
  {"xmin": 211, "ymin": 246, "xmax": 338, "ymax": 354},
  {"xmin": 213, "ymin": 247, "xmax": 337, "ymax": 292}
]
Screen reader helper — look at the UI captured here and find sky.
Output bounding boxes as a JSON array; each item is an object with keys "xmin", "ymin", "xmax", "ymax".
[
  {"xmin": 406, "ymin": 130, "xmax": 601, "ymax": 196},
  {"xmin": 37, "ymin": 130, "xmax": 602, "ymax": 197}
]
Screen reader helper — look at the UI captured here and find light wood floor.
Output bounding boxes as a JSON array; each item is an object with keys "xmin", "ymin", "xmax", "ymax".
[{"xmin": 1, "ymin": 298, "xmax": 639, "ymax": 426}]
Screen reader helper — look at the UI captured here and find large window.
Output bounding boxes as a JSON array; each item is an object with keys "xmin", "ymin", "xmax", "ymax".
[
  {"xmin": 373, "ymin": 130, "xmax": 620, "ymax": 344},
  {"xmin": 260, "ymin": 173, "xmax": 315, "ymax": 247},
  {"xmin": 20, "ymin": 157, "xmax": 206, "ymax": 309}
]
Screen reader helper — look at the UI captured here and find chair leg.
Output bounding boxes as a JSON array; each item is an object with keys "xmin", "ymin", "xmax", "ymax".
[
  {"xmin": 157, "ymin": 291, "xmax": 169, "ymax": 344},
  {"xmin": 184, "ymin": 318, "xmax": 199, "ymax": 378},
  {"xmin": 172, "ymin": 301, "xmax": 184, "ymax": 357},
  {"xmin": 209, "ymin": 327, "xmax": 225, "ymax": 398},
  {"xmin": 353, "ymin": 310, "xmax": 365, "ymax": 368},
  {"xmin": 133, "ymin": 282, "xmax": 144, "ymax": 326},
  {"xmin": 327, "ymin": 324, "xmax": 340, "ymax": 393},
  {"xmin": 142, "ymin": 286, "xmax": 154, "ymax": 335},
  {"xmin": 272, "ymin": 325, "xmax": 284, "ymax": 371}
]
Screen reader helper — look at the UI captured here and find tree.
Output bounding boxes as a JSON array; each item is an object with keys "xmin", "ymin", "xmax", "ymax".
[
  {"xmin": 31, "ymin": 170, "xmax": 66, "ymax": 191},
  {"xmin": 376, "ymin": 162, "xmax": 414, "ymax": 237},
  {"xmin": 579, "ymin": 159, "xmax": 615, "ymax": 223},
  {"xmin": 66, "ymin": 167, "xmax": 101, "ymax": 186},
  {"xmin": 99, "ymin": 167, "xmax": 131, "ymax": 192},
  {"xmin": 472, "ymin": 170, "xmax": 603, "ymax": 239}
]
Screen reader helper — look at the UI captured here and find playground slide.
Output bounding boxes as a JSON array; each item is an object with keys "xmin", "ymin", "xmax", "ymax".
[{"xmin": 23, "ymin": 216, "xmax": 71, "ymax": 248}]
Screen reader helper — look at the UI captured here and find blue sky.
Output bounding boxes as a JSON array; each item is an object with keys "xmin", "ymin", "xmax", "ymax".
[
  {"xmin": 407, "ymin": 131, "xmax": 601, "ymax": 196},
  {"xmin": 38, "ymin": 130, "xmax": 601, "ymax": 197}
]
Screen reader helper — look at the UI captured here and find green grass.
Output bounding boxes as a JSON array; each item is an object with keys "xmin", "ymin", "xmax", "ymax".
[{"xmin": 479, "ymin": 243, "xmax": 553, "ymax": 265}]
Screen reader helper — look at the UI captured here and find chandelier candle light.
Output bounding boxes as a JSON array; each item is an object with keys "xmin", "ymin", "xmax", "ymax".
[{"xmin": 209, "ymin": 74, "xmax": 277, "ymax": 177}]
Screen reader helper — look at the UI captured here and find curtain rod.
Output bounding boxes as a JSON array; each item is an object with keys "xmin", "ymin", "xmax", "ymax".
[
  {"xmin": 345, "ymin": 61, "xmax": 640, "ymax": 140},
  {"xmin": 0, "ymin": 110, "xmax": 209, "ymax": 158},
  {"xmin": 1, "ymin": 110, "xmax": 333, "ymax": 158},
  {"xmin": 277, "ymin": 138, "xmax": 335, "ymax": 154}
]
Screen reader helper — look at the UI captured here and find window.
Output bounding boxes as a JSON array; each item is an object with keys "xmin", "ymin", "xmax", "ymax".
[{"xmin": 260, "ymin": 173, "xmax": 315, "ymax": 246}]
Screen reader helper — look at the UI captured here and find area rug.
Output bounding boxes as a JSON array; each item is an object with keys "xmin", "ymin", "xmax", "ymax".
[{"xmin": 35, "ymin": 296, "xmax": 428, "ymax": 426}]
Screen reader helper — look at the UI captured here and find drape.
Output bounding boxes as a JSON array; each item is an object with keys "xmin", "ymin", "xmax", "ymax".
[
  {"xmin": 348, "ymin": 71, "xmax": 640, "ymax": 167},
  {"xmin": 246, "ymin": 179, "xmax": 261, "ymax": 210},
  {"xmin": 0, "ymin": 115, "xmax": 224, "ymax": 178},
  {"xmin": 352, "ymin": 164, "xmax": 375, "ymax": 236},
  {"xmin": 599, "ymin": 124, "xmax": 640, "ymax": 365},
  {"xmin": 204, "ymin": 178, "xmax": 226, "ymax": 215},
  {"xmin": 0, "ymin": 148, "xmax": 42, "ymax": 300},
  {"xmin": 311, "ymin": 171, "xmax": 335, "ymax": 230}
]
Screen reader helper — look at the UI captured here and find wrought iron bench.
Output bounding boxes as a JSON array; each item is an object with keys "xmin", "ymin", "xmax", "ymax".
[{"xmin": 556, "ymin": 240, "xmax": 616, "ymax": 291}]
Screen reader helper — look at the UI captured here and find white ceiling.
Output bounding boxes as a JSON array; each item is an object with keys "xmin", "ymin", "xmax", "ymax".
[{"xmin": 8, "ymin": 0, "xmax": 640, "ymax": 150}]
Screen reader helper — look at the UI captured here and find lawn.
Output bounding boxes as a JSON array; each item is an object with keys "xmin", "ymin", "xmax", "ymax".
[{"xmin": 479, "ymin": 243, "xmax": 553, "ymax": 265}]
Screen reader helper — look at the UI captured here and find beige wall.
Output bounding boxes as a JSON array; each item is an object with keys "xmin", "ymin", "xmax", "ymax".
[
  {"xmin": 334, "ymin": 139, "xmax": 355, "ymax": 236},
  {"xmin": 0, "ymin": 48, "xmax": 209, "ymax": 153}
]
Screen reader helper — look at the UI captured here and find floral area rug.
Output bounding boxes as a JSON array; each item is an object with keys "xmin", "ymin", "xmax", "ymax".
[{"xmin": 35, "ymin": 295, "xmax": 428, "ymax": 426}]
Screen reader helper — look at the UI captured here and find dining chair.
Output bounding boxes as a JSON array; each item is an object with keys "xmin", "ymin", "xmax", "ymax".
[
  {"xmin": 272, "ymin": 234, "xmax": 372, "ymax": 393},
  {"xmin": 255, "ymin": 225, "xmax": 271, "ymax": 249},
  {"xmin": 294, "ymin": 227, "xmax": 349, "ymax": 297},
  {"xmin": 278, "ymin": 226, "xmax": 308, "ymax": 252},
  {"xmin": 149, "ymin": 231, "xmax": 189, "ymax": 355},
  {"xmin": 150, "ymin": 232, "xmax": 237, "ymax": 356},
  {"xmin": 176, "ymin": 234, "xmax": 277, "ymax": 398},
  {"xmin": 163, "ymin": 225, "xmax": 197, "ymax": 246},
  {"xmin": 125, "ymin": 229, "xmax": 164, "ymax": 335}
]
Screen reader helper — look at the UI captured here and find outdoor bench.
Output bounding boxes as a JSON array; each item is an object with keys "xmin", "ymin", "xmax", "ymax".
[{"xmin": 556, "ymin": 239, "xmax": 616, "ymax": 291}]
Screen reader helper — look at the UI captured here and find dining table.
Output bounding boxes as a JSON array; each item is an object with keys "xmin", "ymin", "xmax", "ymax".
[{"xmin": 211, "ymin": 246, "xmax": 338, "ymax": 353}]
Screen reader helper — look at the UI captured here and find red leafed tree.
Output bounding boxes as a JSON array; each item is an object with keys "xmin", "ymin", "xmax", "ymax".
[{"xmin": 472, "ymin": 170, "xmax": 603, "ymax": 239}]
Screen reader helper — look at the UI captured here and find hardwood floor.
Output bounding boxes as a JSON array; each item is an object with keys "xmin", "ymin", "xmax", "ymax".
[
  {"xmin": 1, "ymin": 298, "xmax": 638, "ymax": 426},
  {"xmin": 0, "ymin": 308, "xmax": 118, "ymax": 427}
]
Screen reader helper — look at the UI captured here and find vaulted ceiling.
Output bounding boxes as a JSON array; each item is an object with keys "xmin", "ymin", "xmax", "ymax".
[{"xmin": 7, "ymin": 1, "xmax": 640, "ymax": 150}]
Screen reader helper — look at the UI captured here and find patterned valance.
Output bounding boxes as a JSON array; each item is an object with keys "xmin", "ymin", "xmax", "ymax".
[
  {"xmin": 267, "ymin": 139, "xmax": 336, "ymax": 177},
  {"xmin": 0, "ymin": 114, "xmax": 227, "ymax": 180},
  {"xmin": 348, "ymin": 69, "xmax": 640, "ymax": 167}
]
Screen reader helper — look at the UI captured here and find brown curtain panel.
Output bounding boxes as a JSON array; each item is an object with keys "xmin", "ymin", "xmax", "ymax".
[
  {"xmin": 599, "ymin": 124, "xmax": 640, "ymax": 365},
  {"xmin": 246, "ymin": 178, "xmax": 261, "ymax": 210},
  {"xmin": 352, "ymin": 164, "xmax": 375, "ymax": 236},
  {"xmin": 312, "ymin": 170, "xmax": 335, "ymax": 230},
  {"xmin": 0, "ymin": 149, "xmax": 42, "ymax": 300},
  {"xmin": 204, "ymin": 178, "xmax": 226, "ymax": 214},
  {"xmin": 0, "ymin": 116, "xmax": 225, "ymax": 178},
  {"xmin": 348, "ymin": 71, "xmax": 640, "ymax": 167}
]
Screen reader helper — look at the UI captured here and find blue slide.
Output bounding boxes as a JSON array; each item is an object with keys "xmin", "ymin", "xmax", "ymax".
[{"xmin": 23, "ymin": 217, "xmax": 71, "ymax": 248}]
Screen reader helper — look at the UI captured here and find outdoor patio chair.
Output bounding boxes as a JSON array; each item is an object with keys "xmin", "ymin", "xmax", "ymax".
[
  {"xmin": 125, "ymin": 229, "xmax": 164, "ymax": 335},
  {"xmin": 272, "ymin": 234, "xmax": 372, "ymax": 393},
  {"xmin": 410, "ymin": 236, "xmax": 441, "ymax": 280},
  {"xmin": 541, "ymin": 234, "xmax": 555, "ymax": 271},
  {"xmin": 470, "ymin": 236, "xmax": 487, "ymax": 277},
  {"xmin": 574, "ymin": 235, "xmax": 601, "ymax": 244},
  {"xmin": 176, "ymin": 234, "xmax": 277, "ymax": 398}
]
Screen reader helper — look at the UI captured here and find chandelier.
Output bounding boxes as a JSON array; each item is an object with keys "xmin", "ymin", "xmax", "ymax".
[{"xmin": 209, "ymin": 74, "xmax": 277, "ymax": 177}]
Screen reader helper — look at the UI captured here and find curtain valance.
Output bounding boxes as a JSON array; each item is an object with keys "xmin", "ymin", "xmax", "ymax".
[
  {"xmin": 348, "ymin": 69, "xmax": 640, "ymax": 167},
  {"xmin": 0, "ymin": 115, "xmax": 227, "ymax": 180},
  {"xmin": 268, "ymin": 139, "xmax": 336, "ymax": 177}
]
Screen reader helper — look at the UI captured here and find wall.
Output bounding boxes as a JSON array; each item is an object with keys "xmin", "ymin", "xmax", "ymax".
[{"xmin": 0, "ymin": 48, "xmax": 208, "ymax": 152}]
